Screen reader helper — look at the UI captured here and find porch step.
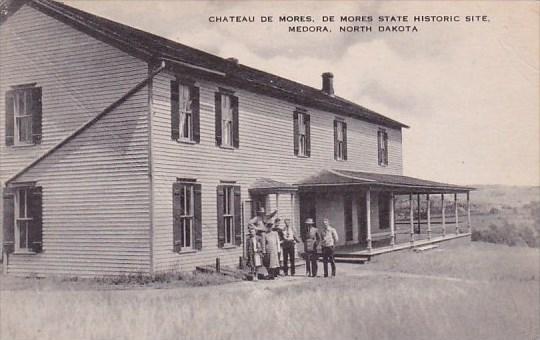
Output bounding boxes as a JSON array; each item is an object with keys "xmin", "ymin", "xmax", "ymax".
[
  {"xmin": 413, "ymin": 244, "xmax": 439, "ymax": 252},
  {"xmin": 333, "ymin": 253, "xmax": 370, "ymax": 264}
]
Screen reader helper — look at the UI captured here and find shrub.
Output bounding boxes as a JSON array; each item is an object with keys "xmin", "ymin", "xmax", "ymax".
[{"xmin": 472, "ymin": 222, "xmax": 539, "ymax": 248}]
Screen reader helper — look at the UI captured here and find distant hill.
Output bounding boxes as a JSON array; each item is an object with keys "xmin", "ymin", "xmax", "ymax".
[{"xmin": 470, "ymin": 185, "xmax": 539, "ymax": 208}]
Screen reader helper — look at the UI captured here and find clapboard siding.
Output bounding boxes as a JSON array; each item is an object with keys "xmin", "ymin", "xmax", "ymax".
[
  {"xmin": 7, "ymin": 90, "xmax": 150, "ymax": 276},
  {"xmin": 0, "ymin": 5, "xmax": 151, "ymax": 276},
  {"xmin": 0, "ymin": 4, "xmax": 148, "ymax": 182},
  {"xmin": 151, "ymin": 71, "xmax": 403, "ymax": 272}
]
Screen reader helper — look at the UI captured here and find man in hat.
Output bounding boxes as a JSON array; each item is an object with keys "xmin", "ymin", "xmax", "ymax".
[
  {"xmin": 303, "ymin": 218, "xmax": 319, "ymax": 277},
  {"xmin": 319, "ymin": 218, "xmax": 338, "ymax": 277}
]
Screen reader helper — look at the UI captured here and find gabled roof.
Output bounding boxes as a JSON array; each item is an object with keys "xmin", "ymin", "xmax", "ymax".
[
  {"xmin": 296, "ymin": 169, "xmax": 474, "ymax": 193},
  {"xmin": 3, "ymin": 0, "xmax": 408, "ymax": 129}
]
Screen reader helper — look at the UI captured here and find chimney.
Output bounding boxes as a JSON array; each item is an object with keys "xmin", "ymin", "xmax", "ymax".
[
  {"xmin": 227, "ymin": 57, "xmax": 239, "ymax": 65},
  {"xmin": 321, "ymin": 72, "xmax": 334, "ymax": 96}
]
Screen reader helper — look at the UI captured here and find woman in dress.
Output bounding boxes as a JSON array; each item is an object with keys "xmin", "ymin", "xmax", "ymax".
[{"xmin": 263, "ymin": 222, "xmax": 282, "ymax": 279}]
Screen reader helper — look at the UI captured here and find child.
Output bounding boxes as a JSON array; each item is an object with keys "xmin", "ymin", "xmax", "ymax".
[{"xmin": 246, "ymin": 226, "xmax": 263, "ymax": 281}]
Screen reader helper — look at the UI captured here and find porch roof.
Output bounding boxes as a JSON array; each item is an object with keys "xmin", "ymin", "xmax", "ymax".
[
  {"xmin": 295, "ymin": 169, "xmax": 474, "ymax": 193},
  {"xmin": 249, "ymin": 178, "xmax": 297, "ymax": 195}
]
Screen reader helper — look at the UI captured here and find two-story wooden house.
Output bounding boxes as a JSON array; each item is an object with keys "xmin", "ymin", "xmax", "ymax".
[{"xmin": 0, "ymin": 0, "xmax": 472, "ymax": 276}]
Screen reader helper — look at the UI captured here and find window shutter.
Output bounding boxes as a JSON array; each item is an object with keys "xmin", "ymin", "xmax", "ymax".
[
  {"xmin": 383, "ymin": 132, "xmax": 388, "ymax": 165},
  {"xmin": 232, "ymin": 96, "xmax": 239, "ymax": 148},
  {"xmin": 31, "ymin": 87, "xmax": 42, "ymax": 144},
  {"xmin": 172, "ymin": 182, "xmax": 182, "ymax": 252},
  {"xmin": 377, "ymin": 131, "xmax": 382, "ymax": 165},
  {"xmin": 233, "ymin": 185, "xmax": 242, "ymax": 246},
  {"xmin": 193, "ymin": 183, "xmax": 203, "ymax": 250},
  {"xmin": 28, "ymin": 186, "xmax": 43, "ymax": 253},
  {"xmin": 216, "ymin": 185, "xmax": 225, "ymax": 247},
  {"xmin": 343, "ymin": 122, "xmax": 348, "ymax": 160},
  {"xmin": 2, "ymin": 193, "xmax": 15, "ymax": 254},
  {"xmin": 333, "ymin": 120, "xmax": 338, "ymax": 160},
  {"xmin": 5, "ymin": 90, "xmax": 14, "ymax": 146},
  {"xmin": 215, "ymin": 93, "xmax": 222, "ymax": 146},
  {"xmin": 191, "ymin": 86, "xmax": 200, "ymax": 143},
  {"xmin": 171, "ymin": 81, "xmax": 180, "ymax": 141},
  {"xmin": 293, "ymin": 111, "xmax": 299, "ymax": 155},
  {"xmin": 305, "ymin": 114, "xmax": 311, "ymax": 157}
]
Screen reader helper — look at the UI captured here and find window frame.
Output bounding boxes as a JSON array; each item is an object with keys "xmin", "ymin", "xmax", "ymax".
[
  {"xmin": 378, "ymin": 128, "xmax": 389, "ymax": 166},
  {"xmin": 14, "ymin": 187, "xmax": 32, "ymax": 252},
  {"xmin": 222, "ymin": 185, "xmax": 235, "ymax": 246},
  {"xmin": 336, "ymin": 120, "xmax": 345, "ymax": 161},
  {"xmin": 179, "ymin": 183, "xmax": 194, "ymax": 249},
  {"xmin": 178, "ymin": 84, "xmax": 194, "ymax": 142},
  {"xmin": 297, "ymin": 112, "xmax": 308, "ymax": 157},
  {"xmin": 13, "ymin": 89, "xmax": 33, "ymax": 145},
  {"xmin": 220, "ymin": 93, "xmax": 235, "ymax": 148}
]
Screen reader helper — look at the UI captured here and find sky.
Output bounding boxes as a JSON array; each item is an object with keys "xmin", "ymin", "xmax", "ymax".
[{"xmin": 64, "ymin": 0, "xmax": 540, "ymax": 186}]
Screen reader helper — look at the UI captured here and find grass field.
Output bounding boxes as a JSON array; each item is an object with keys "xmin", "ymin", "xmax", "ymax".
[{"xmin": 1, "ymin": 241, "xmax": 538, "ymax": 340}]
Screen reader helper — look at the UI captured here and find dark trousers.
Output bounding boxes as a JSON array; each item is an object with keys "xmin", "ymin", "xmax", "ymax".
[
  {"xmin": 322, "ymin": 246, "xmax": 336, "ymax": 277},
  {"xmin": 305, "ymin": 251, "xmax": 318, "ymax": 277},
  {"xmin": 282, "ymin": 241, "xmax": 295, "ymax": 275}
]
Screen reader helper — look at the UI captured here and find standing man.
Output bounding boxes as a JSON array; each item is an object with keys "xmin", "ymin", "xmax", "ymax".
[
  {"xmin": 281, "ymin": 219, "xmax": 299, "ymax": 276},
  {"xmin": 319, "ymin": 218, "xmax": 338, "ymax": 277},
  {"xmin": 303, "ymin": 218, "xmax": 319, "ymax": 277}
]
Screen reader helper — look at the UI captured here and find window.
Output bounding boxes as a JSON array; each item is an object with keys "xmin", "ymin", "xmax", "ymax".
[
  {"xmin": 223, "ymin": 186, "xmax": 234, "ymax": 245},
  {"xmin": 3, "ymin": 186, "xmax": 42, "ymax": 254},
  {"xmin": 172, "ymin": 181, "xmax": 202, "ymax": 252},
  {"xmin": 378, "ymin": 129, "xmax": 388, "ymax": 166},
  {"xmin": 293, "ymin": 110, "xmax": 310, "ymax": 157},
  {"xmin": 217, "ymin": 184, "xmax": 241, "ymax": 247},
  {"xmin": 15, "ymin": 188, "xmax": 31, "ymax": 251},
  {"xmin": 334, "ymin": 120, "xmax": 347, "ymax": 160},
  {"xmin": 5, "ymin": 86, "xmax": 42, "ymax": 146},
  {"xmin": 215, "ymin": 92, "xmax": 239, "ymax": 148},
  {"xmin": 171, "ymin": 80, "xmax": 200, "ymax": 142}
]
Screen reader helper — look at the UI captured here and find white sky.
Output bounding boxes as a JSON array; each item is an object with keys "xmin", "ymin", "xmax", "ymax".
[{"xmin": 65, "ymin": 0, "xmax": 540, "ymax": 186}]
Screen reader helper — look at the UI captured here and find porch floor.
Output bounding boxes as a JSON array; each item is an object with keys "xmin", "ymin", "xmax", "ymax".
[{"xmin": 335, "ymin": 232, "xmax": 471, "ymax": 258}]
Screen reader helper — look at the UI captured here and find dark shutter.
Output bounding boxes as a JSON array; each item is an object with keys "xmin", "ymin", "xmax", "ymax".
[
  {"xmin": 191, "ymin": 86, "xmax": 200, "ymax": 143},
  {"xmin": 342, "ymin": 122, "xmax": 348, "ymax": 160},
  {"xmin": 293, "ymin": 111, "xmax": 299, "ymax": 155},
  {"xmin": 172, "ymin": 182, "xmax": 182, "ymax": 252},
  {"xmin": 232, "ymin": 96, "xmax": 239, "ymax": 148},
  {"xmin": 193, "ymin": 183, "xmax": 202, "ymax": 250},
  {"xmin": 383, "ymin": 131, "xmax": 388, "ymax": 165},
  {"xmin": 3, "ymin": 193, "xmax": 15, "ymax": 254},
  {"xmin": 171, "ymin": 80, "xmax": 180, "ymax": 141},
  {"xmin": 5, "ymin": 90, "xmax": 14, "ymax": 146},
  {"xmin": 377, "ymin": 131, "xmax": 382, "ymax": 165},
  {"xmin": 305, "ymin": 114, "xmax": 311, "ymax": 157},
  {"xmin": 28, "ymin": 186, "xmax": 43, "ymax": 253},
  {"xmin": 233, "ymin": 185, "xmax": 242, "ymax": 246},
  {"xmin": 216, "ymin": 185, "xmax": 225, "ymax": 247},
  {"xmin": 215, "ymin": 93, "xmax": 222, "ymax": 146},
  {"xmin": 30, "ymin": 87, "xmax": 42, "ymax": 144},
  {"xmin": 333, "ymin": 120, "xmax": 338, "ymax": 160}
]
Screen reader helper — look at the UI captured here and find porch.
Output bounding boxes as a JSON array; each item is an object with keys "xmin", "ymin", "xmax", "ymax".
[{"xmin": 295, "ymin": 169, "xmax": 474, "ymax": 257}]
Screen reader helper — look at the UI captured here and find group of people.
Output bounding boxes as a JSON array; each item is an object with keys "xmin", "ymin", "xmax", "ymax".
[{"xmin": 246, "ymin": 207, "xmax": 338, "ymax": 281}]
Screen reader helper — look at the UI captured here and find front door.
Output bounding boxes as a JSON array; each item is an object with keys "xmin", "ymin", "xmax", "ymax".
[{"xmin": 299, "ymin": 192, "xmax": 316, "ymax": 240}]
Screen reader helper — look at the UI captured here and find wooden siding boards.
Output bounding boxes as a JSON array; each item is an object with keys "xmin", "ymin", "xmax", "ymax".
[
  {"xmin": 150, "ymin": 71, "xmax": 403, "ymax": 272},
  {"xmin": 0, "ymin": 5, "xmax": 150, "ymax": 276},
  {"xmin": 9, "ymin": 90, "xmax": 151, "ymax": 276}
]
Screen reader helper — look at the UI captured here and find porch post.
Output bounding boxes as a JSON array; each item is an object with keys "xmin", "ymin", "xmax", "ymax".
[
  {"xmin": 390, "ymin": 193, "xmax": 395, "ymax": 247},
  {"xmin": 275, "ymin": 193, "xmax": 279, "ymax": 214},
  {"xmin": 454, "ymin": 193, "xmax": 459, "ymax": 234},
  {"xmin": 467, "ymin": 192, "xmax": 471, "ymax": 234},
  {"xmin": 290, "ymin": 192, "xmax": 295, "ymax": 229},
  {"xmin": 409, "ymin": 193, "xmax": 414, "ymax": 245},
  {"xmin": 366, "ymin": 190, "xmax": 372, "ymax": 251},
  {"xmin": 427, "ymin": 194, "xmax": 431, "ymax": 240},
  {"xmin": 441, "ymin": 194, "xmax": 446, "ymax": 238}
]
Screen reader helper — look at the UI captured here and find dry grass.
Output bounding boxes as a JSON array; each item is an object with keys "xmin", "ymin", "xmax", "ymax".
[{"xmin": 1, "ymin": 242, "xmax": 538, "ymax": 340}]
